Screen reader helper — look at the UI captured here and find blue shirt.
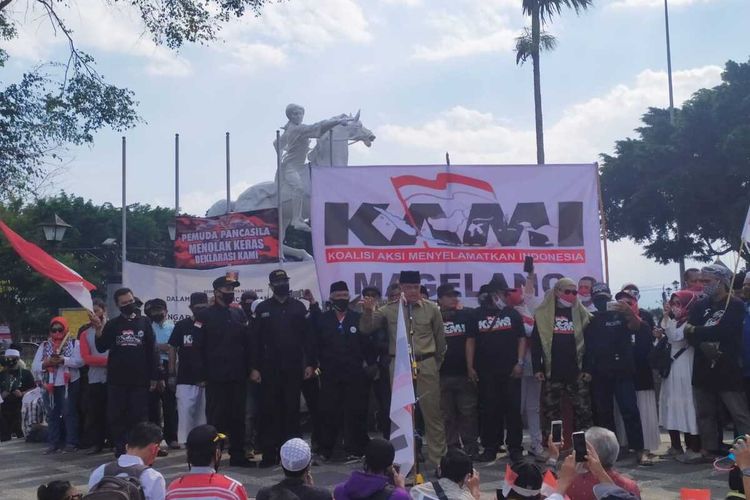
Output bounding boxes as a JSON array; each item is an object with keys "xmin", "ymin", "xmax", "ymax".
[{"xmin": 152, "ymin": 320, "xmax": 175, "ymax": 362}]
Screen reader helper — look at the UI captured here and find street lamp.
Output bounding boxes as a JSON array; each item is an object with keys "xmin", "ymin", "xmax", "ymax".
[
  {"xmin": 167, "ymin": 221, "xmax": 177, "ymax": 241},
  {"xmin": 672, "ymin": 280, "xmax": 680, "ymax": 290},
  {"xmin": 38, "ymin": 214, "xmax": 72, "ymax": 243}
]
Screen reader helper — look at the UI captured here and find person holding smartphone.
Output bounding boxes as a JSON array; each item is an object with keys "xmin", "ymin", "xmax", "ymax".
[{"xmin": 334, "ymin": 438, "xmax": 409, "ymax": 500}]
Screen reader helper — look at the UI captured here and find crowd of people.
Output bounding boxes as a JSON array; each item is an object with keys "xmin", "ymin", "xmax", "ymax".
[{"xmin": 2, "ymin": 263, "xmax": 750, "ymax": 500}]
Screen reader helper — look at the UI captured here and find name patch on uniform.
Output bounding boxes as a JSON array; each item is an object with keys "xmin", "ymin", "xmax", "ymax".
[{"xmin": 261, "ymin": 312, "xmax": 270, "ymax": 318}]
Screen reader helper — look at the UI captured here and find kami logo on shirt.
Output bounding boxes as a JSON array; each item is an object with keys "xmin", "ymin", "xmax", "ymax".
[
  {"xmin": 116, "ymin": 329, "xmax": 143, "ymax": 347},
  {"xmin": 444, "ymin": 321, "xmax": 467, "ymax": 337},
  {"xmin": 705, "ymin": 310, "xmax": 725, "ymax": 327},
  {"xmin": 478, "ymin": 315, "xmax": 512, "ymax": 332},
  {"xmin": 183, "ymin": 334, "xmax": 194, "ymax": 346},
  {"xmin": 553, "ymin": 316, "xmax": 575, "ymax": 334}
]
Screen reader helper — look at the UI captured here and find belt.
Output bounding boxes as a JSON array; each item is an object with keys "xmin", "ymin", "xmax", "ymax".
[{"xmin": 389, "ymin": 352, "xmax": 435, "ymax": 362}]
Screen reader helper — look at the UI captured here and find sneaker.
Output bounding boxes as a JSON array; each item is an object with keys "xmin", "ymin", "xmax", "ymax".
[
  {"xmin": 664, "ymin": 446, "xmax": 684, "ymax": 457},
  {"xmin": 157, "ymin": 448, "xmax": 169, "ymax": 457},
  {"xmin": 676, "ymin": 450, "xmax": 706, "ymax": 464},
  {"xmin": 62, "ymin": 445, "xmax": 78, "ymax": 454},
  {"xmin": 474, "ymin": 449, "xmax": 497, "ymax": 463}
]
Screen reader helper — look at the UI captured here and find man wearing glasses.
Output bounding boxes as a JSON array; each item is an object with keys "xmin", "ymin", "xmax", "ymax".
[{"xmin": 530, "ymin": 278, "xmax": 593, "ymax": 434}]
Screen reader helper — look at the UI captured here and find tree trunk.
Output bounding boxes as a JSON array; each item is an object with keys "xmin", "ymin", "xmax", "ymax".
[{"xmin": 531, "ymin": 3, "xmax": 545, "ymax": 165}]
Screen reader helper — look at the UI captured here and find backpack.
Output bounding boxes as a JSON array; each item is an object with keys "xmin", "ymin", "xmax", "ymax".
[{"xmin": 83, "ymin": 461, "xmax": 148, "ymax": 500}]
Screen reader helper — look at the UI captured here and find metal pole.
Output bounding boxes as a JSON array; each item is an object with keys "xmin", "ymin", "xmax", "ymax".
[
  {"xmin": 121, "ymin": 136, "xmax": 127, "ymax": 283},
  {"xmin": 276, "ymin": 130, "xmax": 284, "ymax": 263},
  {"xmin": 445, "ymin": 152, "xmax": 451, "ymax": 166},
  {"xmin": 329, "ymin": 129, "xmax": 334, "ymax": 167},
  {"xmin": 595, "ymin": 163, "xmax": 610, "ymax": 284},
  {"xmin": 175, "ymin": 133, "xmax": 180, "ymax": 214},
  {"xmin": 664, "ymin": 0, "xmax": 675, "ymax": 123},
  {"xmin": 225, "ymin": 132, "xmax": 231, "ymax": 214}
]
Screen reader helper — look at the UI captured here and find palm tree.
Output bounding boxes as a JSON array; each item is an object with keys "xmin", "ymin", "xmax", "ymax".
[{"xmin": 517, "ymin": 0, "xmax": 593, "ymax": 164}]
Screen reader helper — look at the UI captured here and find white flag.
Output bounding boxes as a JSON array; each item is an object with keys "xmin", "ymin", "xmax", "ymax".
[
  {"xmin": 742, "ymin": 204, "xmax": 750, "ymax": 244},
  {"xmin": 389, "ymin": 299, "xmax": 416, "ymax": 477}
]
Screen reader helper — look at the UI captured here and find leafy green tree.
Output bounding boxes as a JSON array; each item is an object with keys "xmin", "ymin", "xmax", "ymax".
[
  {"xmin": 600, "ymin": 58, "xmax": 750, "ymax": 265},
  {"xmin": 516, "ymin": 0, "xmax": 593, "ymax": 164},
  {"xmin": 0, "ymin": 193, "xmax": 175, "ymax": 340},
  {"xmin": 0, "ymin": 0, "xmax": 272, "ymax": 199}
]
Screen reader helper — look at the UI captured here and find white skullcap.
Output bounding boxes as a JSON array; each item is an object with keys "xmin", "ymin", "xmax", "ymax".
[
  {"xmin": 4, "ymin": 349, "xmax": 20, "ymax": 357},
  {"xmin": 280, "ymin": 438, "xmax": 311, "ymax": 472}
]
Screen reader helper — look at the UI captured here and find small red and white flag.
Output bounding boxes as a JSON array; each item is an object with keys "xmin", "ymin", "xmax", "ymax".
[
  {"xmin": 0, "ymin": 220, "xmax": 95, "ymax": 311},
  {"xmin": 389, "ymin": 298, "xmax": 416, "ymax": 477}
]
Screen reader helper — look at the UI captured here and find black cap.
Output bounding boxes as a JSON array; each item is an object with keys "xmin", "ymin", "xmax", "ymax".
[
  {"xmin": 240, "ymin": 291, "xmax": 258, "ymax": 303},
  {"xmin": 478, "ymin": 284, "xmax": 495, "ymax": 295},
  {"xmin": 144, "ymin": 298, "xmax": 166, "ymax": 312},
  {"xmin": 437, "ymin": 284, "xmax": 461, "ymax": 298},
  {"xmin": 362, "ymin": 286, "xmax": 381, "ymax": 298},
  {"xmin": 509, "ymin": 462, "xmax": 543, "ymax": 492},
  {"xmin": 399, "ymin": 271, "xmax": 420, "ymax": 284},
  {"xmin": 213, "ymin": 275, "xmax": 240, "ymax": 289},
  {"xmin": 592, "ymin": 282, "xmax": 611, "ymax": 298},
  {"xmin": 489, "ymin": 274, "xmax": 510, "ymax": 291},
  {"xmin": 186, "ymin": 424, "xmax": 223, "ymax": 450},
  {"xmin": 269, "ymin": 269, "xmax": 289, "ymax": 284},
  {"xmin": 190, "ymin": 292, "xmax": 208, "ymax": 307},
  {"xmin": 615, "ymin": 290, "xmax": 635, "ymax": 301},
  {"xmin": 330, "ymin": 281, "xmax": 349, "ymax": 293}
]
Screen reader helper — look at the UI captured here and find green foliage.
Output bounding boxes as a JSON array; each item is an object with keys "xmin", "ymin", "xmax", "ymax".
[
  {"xmin": 600, "ymin": 57, "xmax": 750, "ymax": 265},
  {"xmin": 0, "ymin": 193, "xmax": 175, "ymax": 339},
  {"xmin": 514, "ymin": 28, "xmax": 557, "ymax": 65}
]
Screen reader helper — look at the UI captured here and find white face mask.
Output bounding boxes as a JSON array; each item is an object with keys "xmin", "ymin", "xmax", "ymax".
[
  {"xmin": 494, "ymin": 295, "xmax": 506, "ymax": 309},
  {"xmin": 557, "ymin": 298, "xmax": 574, "ymax": 308}
]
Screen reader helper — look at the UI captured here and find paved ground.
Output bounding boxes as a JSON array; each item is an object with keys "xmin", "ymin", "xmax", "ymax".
[{"xmin": 0, "ymin": 433, "xmax": 733, "ymax": 500}]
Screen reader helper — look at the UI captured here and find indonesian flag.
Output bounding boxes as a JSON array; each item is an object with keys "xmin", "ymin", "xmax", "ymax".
[
  {"xmin": 0, "ymin": 220, "xmax": 95, "ymax": 311},
  {"xmin": 389, "ymin": 298, "xmax": 416, "ymax": 477}
]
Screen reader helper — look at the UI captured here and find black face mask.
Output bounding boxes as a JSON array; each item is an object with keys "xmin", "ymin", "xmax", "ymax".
[
  {"xmin": 220, "ymin": 292, "xmax": 235, "ymax": 305},
  {"xmin": 273, "ymin": 283, "xmax": 290, "ymax": 297},
  {"xmin": 1, "ymin": 358, "xmax": 16, "ymax": 368},
  {"xmin": 593, "ymin": 296, "xmax": 609, "ymax": 312},
  {"xmin": 150, "ymin": 313, "xmax": 166, "ymax": 323},
  {"xmin": 120, "ymin": 303, "xmax": 139, "ymax": 317},
  {"xmin": 332, "ymin": 299, "xmax": 349, "ymax": 312},
  {"xmin": 241, "ymin": 304, "xmax": 253, "ymax": 317}
]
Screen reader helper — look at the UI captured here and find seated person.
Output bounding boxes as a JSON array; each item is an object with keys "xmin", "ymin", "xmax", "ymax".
[
  {"xmin": 497, "ymin": 461, "xmax": 545, "ymax": 500},
  {"xmin": 166, "ymin": 424, "xmax": 248, "ymax": 499},
  {"xmin": 335, "ymin": 438, "xmax": 409, "ymax": 500},
  {"xmin": 411, "ymin": 448, "xmax": 480, "ymax": 500},
  {"xmin": 256, "ymin": 438, "xmax": 332, "ymax": 500}
]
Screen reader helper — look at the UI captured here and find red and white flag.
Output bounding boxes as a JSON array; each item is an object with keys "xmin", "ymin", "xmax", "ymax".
[
  {"xmin": 389, "ymin": 299, "xmax": 416, "ymax": 477},
  {"xmin": 0, "ymin": 220, "xmax": 95, "ymax": 311}
]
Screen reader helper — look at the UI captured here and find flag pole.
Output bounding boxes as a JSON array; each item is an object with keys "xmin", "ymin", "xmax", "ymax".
[
  {"xmin": 595, "ymin": 163, "xmax": 610, "ymax": 283},
  {"xmin": 121, "ymin": 136, "xmax": 127, "ymax": 284},
  {"xmin": 226, "ymin": 132, "xmax": 231, "ymax": 214},
  {"xmin": 725, "ymin": 238, "xmax": 746, "ymax": 310},
  {"xmin": 175, "ymin": 133, "xmax": 180, "ymax": 215},
  {"xmin": 405, "ymin": 301, "xmax": 423, "ymax": 485}
]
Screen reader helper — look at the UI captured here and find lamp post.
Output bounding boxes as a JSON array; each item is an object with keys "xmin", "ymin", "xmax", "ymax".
[
  {"xmin": 167, "ymin": 222, "xmax": 177, "ymax": 242},
  {"xmin": 38, "ymin": 214, "xmax": 72, "ymax": 251}
]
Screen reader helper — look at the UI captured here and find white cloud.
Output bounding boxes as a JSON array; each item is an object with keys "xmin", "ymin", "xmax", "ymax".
[
  {"xmin": 411, "ymin": 0, "xmax": 521, "ymax": 61},
  {"xmin": 4, "ymin": 0, "xmax": 191, "ymax": 77},
  {"xmin": 610, "ymin": 0, "xmax": 719, "ymax": 8},
  {"xmin": 381, "ymin": 0, "xmax": 423, "ymax": 5},
  {"xmin": 218, "ymin": 42, "xmax": 289, "ymax": 73},
  {"xmin": 377, "ymin": 65, "xmax": 723, "ymax": 164}
]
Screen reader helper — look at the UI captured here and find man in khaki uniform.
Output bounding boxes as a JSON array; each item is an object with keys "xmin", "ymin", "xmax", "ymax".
[{"xmin": 360, "ymin": 271, "xmax": 447, "ymax": 468}]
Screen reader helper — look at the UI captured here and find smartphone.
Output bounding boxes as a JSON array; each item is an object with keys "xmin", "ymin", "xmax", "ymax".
[
  {"xmin": 572, "ymin": 431, "xmax": 587, "ymax": 462},
  {"xmin": 606, "ymin": 301, "xmax": 619, "ymax": 312},
  {"xmin": 523, "ymin": 255, "xmax": 534, "ymax": 274},
  {"xmin": 551, "ymin": 420, "xmax": 563, "ymax": 445}
]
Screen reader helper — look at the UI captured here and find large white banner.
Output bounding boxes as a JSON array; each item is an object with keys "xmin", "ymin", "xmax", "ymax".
[
  {"xmin": 123, "ymin": 260, "xmax": 319, "ymax": 322},
  {"xmin": 311, "ymin": 164, "xmax": 603, "ymax": 304}
]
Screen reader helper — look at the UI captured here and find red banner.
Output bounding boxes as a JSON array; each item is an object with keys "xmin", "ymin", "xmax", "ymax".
[{"xmin": 174, "ymin": 209, "xmax": 279, "ymax": 269}]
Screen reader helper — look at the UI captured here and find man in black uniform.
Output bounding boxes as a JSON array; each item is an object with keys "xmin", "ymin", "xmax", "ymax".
[
  {"xmin": 584, "ymin": 283, "xmax": 647, "ymax": 465},
  {"xmin": 251, "ymin": 269, "xmax": 315, "ymax": 467},
  {"xmin": 198, "ymin": 274, "xmax": 253, "ymax": 467},
  {"xmin": 437, "ymin": 284, "xmax": 479, "ymax": 457},
  {"xmin": 465, "ymin": 280, "xmax": 525, "ymax": 463},
  {"xmin": 312, "ymin": 281, "xmax": 370, "ymax": 461},
  {"xmin": 362, "ymin": 286, "xmax": 391, "ymax": 439},
  {"xmin": 95, "ymin": 287, "xmax": 158, "ymax": 457}
]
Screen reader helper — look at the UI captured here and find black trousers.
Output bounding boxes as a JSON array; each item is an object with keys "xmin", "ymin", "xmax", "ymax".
[
  {"xmin": 0, "ymin": 396, "xmax": 23, "ymax": 441},
  {"xmin": 149, "ymin": 386, "xmax": 178, "ymax": 444},
  {"xmin": 84, "ymin": 382, "xmax": 108, "ymax": 448},
  {"xmin": 591, "ymin": 373, "xmax": 645, "ymax": 451},
  {"xmin": 302, "ymin": 376, "xmax": 321, "ymax": 449},
  {"xmin": 206, "ymin": 380, "xmax": 246, "ymax": 458},
  {"xmin": 371, "ymin": 365, "xmax": 391, "ymax": 439},
  {"xmin": 477, "ymin": 371, "xmax": 522, "ymax": 453},
  {"xmin": 107, "ymin": 385, "xmax": 148, "ymax": 455},
  {"xmin": 259, "ymin": 367, "xmax": 303, "ymax": 460},
  {"xmin": 318, "ymin": 370, "xmax": 370, "ymax": 457}
]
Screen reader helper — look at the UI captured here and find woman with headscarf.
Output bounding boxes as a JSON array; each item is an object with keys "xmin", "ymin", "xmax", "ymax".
[
  {"xmin": 659, "ymin": 290, "xmax": 701, "ymax": 462},
  {"xmin": 31, "ymin": 316, "xmax": 84, "ymax": 454},
  {"xmin": 530, "ymin": 278, "xmax": 593, "ymax": 435}
]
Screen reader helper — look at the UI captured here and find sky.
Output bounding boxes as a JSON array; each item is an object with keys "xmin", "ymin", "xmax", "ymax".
[{"xmin": 4, "ymin": 0, "xmax": 748, "ymax": 307}]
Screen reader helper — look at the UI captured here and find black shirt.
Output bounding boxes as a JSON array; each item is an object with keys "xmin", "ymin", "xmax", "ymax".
[
  {"xmin": 96, "ymin": 314, "xmax": 158, "ymax": 387},
  {"xmin": 584, "ymin": 311, "xmax": 636, "ymax": 377},
  {"xmin": 0, "ymin": 367, "xmax": 35, "ymax": 398},
  {"xmin": 197, "ymin": 304, "xmax": 250, "ymax": 383},
  {"xmin": 531, "ymin": 307, "xmax": 579, "ymax": 383},
  {"xmin": 311, "ymin": 305, "xmax": 368, "ymax": 376},
  {"xmin": 687, "ymin": 295, "xmax": 745, "ymax": 391},
  {"xmin": 440, "ymin": 307, "xmax": 476, "ymax": 377},
  {"xmin": 251, "ymin": 297, "xmax": 314, "ymax": 373},
  {"xmin": 256, "ymin": 478, "xmax": 332, "ymax": 500},
  {"xmin": 469, "ymin": 305, "xmax": 523, "ymax": 376},
  {"xmin": 168, "ymin": 317, "xmax": 205, "ymax": 385}
]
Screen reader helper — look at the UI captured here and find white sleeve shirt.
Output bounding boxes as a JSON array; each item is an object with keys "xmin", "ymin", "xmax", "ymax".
[{"xmin": 88, "ymin": 454, "xmax": 166, "ymax": 500}]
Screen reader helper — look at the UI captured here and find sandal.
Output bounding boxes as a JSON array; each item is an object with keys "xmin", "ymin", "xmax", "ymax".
[{"xmin": 637, "ymin": 452, "xmax": 654, "ymax": 466}]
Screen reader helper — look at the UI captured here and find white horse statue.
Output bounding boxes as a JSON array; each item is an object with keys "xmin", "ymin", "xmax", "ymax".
[{"xmin": 206, "ymin": 111, "xmax": 375, "ymax": 260}]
